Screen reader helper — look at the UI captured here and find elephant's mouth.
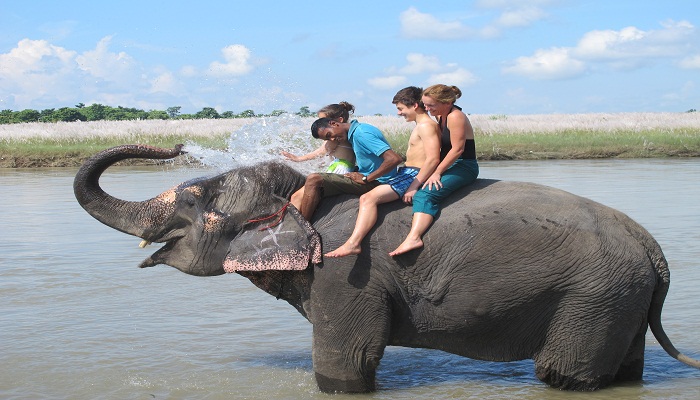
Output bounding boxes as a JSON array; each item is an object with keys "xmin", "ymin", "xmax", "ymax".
[{"xmin": 137, "ymin": 238, "xmax": 178, "ymax": 269}]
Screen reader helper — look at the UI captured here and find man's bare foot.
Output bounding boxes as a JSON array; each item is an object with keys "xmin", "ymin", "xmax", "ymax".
[
  {"xmin": 389, "ymin": 238, "xmax": 423, "ymax": 256},
  {"xmin": 325, "ymin": 242, "xmax": 361, "ymax": 258}
]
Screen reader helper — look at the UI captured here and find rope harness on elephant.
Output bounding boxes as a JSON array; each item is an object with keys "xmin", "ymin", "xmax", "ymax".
[{"xmin": 247, "ymin": 202, "xmax": 291, "ymax": 231}]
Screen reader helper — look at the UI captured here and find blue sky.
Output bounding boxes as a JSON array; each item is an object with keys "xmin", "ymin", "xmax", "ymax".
[{"xmin": 1, "ymin": 1, "xmax": 699, "ymax": 116}]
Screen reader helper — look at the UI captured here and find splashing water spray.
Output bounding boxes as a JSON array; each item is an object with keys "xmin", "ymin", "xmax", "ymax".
[{"xmin": 182, "ymin": 114, "xmax": 327, "ymax": 175}]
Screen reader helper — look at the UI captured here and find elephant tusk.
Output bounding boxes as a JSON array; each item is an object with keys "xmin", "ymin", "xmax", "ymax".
[{"xmin": 139, "ymin": 240, "xmax": 152, "ymax": 248}]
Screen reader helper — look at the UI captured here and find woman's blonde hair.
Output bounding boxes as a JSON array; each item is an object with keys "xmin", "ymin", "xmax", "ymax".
[{"xmin": 422, "ymin": 84, "xmax": 462, "ymax": 105}]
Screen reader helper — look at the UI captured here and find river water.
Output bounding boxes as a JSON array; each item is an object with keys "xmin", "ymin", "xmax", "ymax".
[{"xmin": 1, "ymin": 157, "xmax": 699, "ymax": 399}]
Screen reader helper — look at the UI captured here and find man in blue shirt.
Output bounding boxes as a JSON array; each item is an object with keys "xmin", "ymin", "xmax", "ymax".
[{"xmin": 290, "ymin": 117, "xmax": 403, "ymax": 221}]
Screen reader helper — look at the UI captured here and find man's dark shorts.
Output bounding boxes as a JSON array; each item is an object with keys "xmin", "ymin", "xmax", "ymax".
[{"xmin": 318, "ymin": 173, "xmax": 380, "ymax": 197}]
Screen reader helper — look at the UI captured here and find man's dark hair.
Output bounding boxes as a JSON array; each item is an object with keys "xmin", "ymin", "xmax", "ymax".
[
  {"xmin": 311, "ymin": 117, "xmax": 333, "ymax": 139},
  {"xmin": 392, "ymin": 86, "xmax": 424, "ymax": 110}
]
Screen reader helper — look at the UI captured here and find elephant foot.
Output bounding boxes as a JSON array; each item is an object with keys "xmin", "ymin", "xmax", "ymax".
[
  {"xmin": 615, "ymin": 322, "xmax": 646, "ymax": 382},
  {"xmin": 535, "ymin": 364, "xmax": 614, "ymax": 391},
  {"xmin": 314, "ymin": 372, "xmax": 375, "ymax": 393},
  {"xmin": 615, "ymin": 358, "xmax": 644, "ymax": 382}
]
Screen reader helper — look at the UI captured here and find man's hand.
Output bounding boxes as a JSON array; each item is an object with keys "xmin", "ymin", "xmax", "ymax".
[
  {"xmin": 402, "ymin": 179, "xmax": 422, "ymax": 203},
  {"xmin": 344, "ymin": 171, "xmax": 365, "ymax": 184}
]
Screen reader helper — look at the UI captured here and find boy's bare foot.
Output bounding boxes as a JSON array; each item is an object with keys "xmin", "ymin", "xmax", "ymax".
[
  {"xmin": 325, "ymin": 242, "xmax": 361, "ymax": 258},
  {"xmin": 389, "ymin": 238, "xmax": 423, "ymax": 256}
]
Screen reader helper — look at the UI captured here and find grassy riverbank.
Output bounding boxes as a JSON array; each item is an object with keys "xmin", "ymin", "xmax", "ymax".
[{"xmin": 1, "ymin": 113, "xmax": 699, "ymax": 168}]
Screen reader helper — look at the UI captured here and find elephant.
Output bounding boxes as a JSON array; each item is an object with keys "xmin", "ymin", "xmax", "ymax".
[{"xmin": 74, "ymin": 144, "xmax": 700, "ymax": 393}]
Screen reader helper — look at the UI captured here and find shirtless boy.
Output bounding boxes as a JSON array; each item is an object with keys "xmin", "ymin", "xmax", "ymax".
[{"xmin": 325, "ymin": 86, "xmax": 441, "ymax": 258}]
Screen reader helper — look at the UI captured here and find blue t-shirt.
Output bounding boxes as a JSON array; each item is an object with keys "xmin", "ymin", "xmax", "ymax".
[{"xmin": 347, "ymin": 120, "xmax": 397, "ymax": 183}]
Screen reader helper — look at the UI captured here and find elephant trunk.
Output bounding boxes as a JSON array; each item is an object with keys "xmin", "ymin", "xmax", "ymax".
[{"xmin": 73, "ymin": 144, "xmax": 186, "ymax": 239}]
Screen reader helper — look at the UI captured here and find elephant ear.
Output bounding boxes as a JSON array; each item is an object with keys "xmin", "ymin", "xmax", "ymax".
[{"xmin": 223, "ymin": 198, "xmax": 322, "ymax": 273}]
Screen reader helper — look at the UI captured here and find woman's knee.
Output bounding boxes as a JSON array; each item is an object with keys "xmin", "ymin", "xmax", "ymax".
[
  {"xmin": 414, "ymin": 188, "xmax": 439, "ymax": 203},
  {"xmin": 413, "ymin": 190, "xmax": 439, "ymax": 216}
]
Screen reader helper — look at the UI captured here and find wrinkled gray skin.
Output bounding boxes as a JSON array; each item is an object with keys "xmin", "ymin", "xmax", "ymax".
[{"xmin": 74, "ymin": 144, "xmax": 700, "ymax": 393}]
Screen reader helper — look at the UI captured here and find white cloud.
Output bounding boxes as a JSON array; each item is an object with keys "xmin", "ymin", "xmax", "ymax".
[
  {"xmin": 399, "ymin": 3, "xmax": 552, "ymax": 42},
  {"xmin": 149, "ymin": 71, "xmax": 183, "ymax": 95},
  {"xmin": 399, "ymin": 53, "xmax": 442, "ymax": 74},
  {"xmin": 495, "ymin": 6, "xmax": 546, "ymax": 28},
  {"xmin": 503, "ymin": 47, "xmax": 587, "ymax": 80},
  {"xmin": 427, "ymin": 68, "xmax": 478, "ymax": 87},
  {"xmin": 180, "ymin": 65, "xmax": 198, "ymax": 77},
  {"xmin": 576, "ymin": 27, "xmax": 647, "ymax": 60},
  {"xmin": 370, "ymin": 52, "xmax": 477, "ymax": 90},
  {"xmin": 504, "ymin": 20, "xmax": 697, "ymax": 80},
  {"xmin": 0, "ymin": 38, "xmax": 76, "ymax": 79},
  {"xmin": 0, "ymin": 39, "xmax": 79, "ymax": 108},
  {"xmin": 661, "ymin": 81, "xmax": 696, "ymax": 105},
  {"xmin": 75, "ymin": 36, "xmax": 137, "ymax": 80},
  {"xmin": 475, "ymin": 0, "xmax": 552, "ymax": 37},
  {"xmin": 0, "ymin": 37, "xmax": 190, "ymax": 110},
  {"xmin": 400, "ymin": 7, "xmax": 472, "ymax": 40},
  {"xmin": 367, "ymin": 75, "xmax": 408, "ymax": 90},
  {"xmin": 679, "ymin": 55, "xmax": 700, "ymax": 69},
  {"xmin": 575, "ymin": 20, "xmax": 695, "ymax": 61},
  {"xmin": 208, "ymin": 44, "xmax": 254, "ymax": 77}
]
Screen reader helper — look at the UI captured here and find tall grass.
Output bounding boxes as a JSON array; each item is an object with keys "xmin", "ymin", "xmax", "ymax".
[
  {"xmin": 468, "ymin": 112, "xmax": 700, "ymax": 159},
  {"xmin": 1, "ymin": 112, "xmax": 699, "ymax": 167}
]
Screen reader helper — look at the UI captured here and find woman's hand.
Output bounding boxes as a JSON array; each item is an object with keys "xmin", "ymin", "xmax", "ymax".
[
  {"xmin": 422, "ymin": 172, "xmax": 443, "ymax": 191},
  {"xmin": 280, "ymin": 151, "xmax": 300, "ymax": 162}
]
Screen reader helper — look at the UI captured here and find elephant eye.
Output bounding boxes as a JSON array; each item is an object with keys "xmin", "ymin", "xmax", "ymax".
[{"xmin": 179, "ymin": 191, "xmax": 197, "ymax": 207}]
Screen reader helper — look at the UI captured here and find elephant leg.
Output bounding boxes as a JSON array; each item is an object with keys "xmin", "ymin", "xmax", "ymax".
[
  {"xmin": 534, "ymin": 337, "xmax": 622, "ymax": 390},
  {"xmin": 533, "ymin": 307, "xmax": 637, "ymax": 390},
  {"xmin": 614, "ymin": 320, "xmax": 647, "ymax": 382},
  {"xmin": 310, "ymin": 293, "xmax": 391, "ymax": 393},
  {"xmin": 312, "ymin": 336, "xmax": 381, "ymax": 393}
]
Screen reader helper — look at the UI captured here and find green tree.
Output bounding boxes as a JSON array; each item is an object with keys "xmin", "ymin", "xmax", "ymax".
[
  {"xmin": 0, "ymin": 109, "xmax": 14, "ymax": 124},
  {"xmin": 220, "ymin": 111, "xmax": 235, "ymax": 119},
  {"xmin": 237, "ymin": 109, "xmax": 256, "ymax": 118},
  {"xmin": 53, "ymin": 107, "xmax": 87, "ymax": 122},
  {"xmin": 146, "ymin": 110, "xmax": 169, "ymax": 120},
  {"xmin": 16, "ymin": 109, "xmax": 40, "ymax": 123},
  {"xmin": 123, "ymin": 107, "xmax": 148, "ymax": 120},
  {"xmin": 167, "ymin": 106, "xmax": 181, "ymax": 118},
  {"xmin": 195, "ymin": 107, "xmax": 221, "ymax": 119},
  {"xmin": 269, "ymin": 109, "xmax": 287, "ymax": 117},
  {"xmin": 105, "ymin": 106, "xmax": 148, "ymax": 120},
  {"xmin": 296, "ymin": 106, "xmax": 314, "ymax": 117},
  {"xmin": 38, "ymin": 108, "xmax": 55, "ymax": 122},
  {"xmin": 81, "ymin": 103, "xmax": 108, "ymax": 121},
  {"xmin": 104, "ymin": 107, "xmax": 128, "ymax": 120}
]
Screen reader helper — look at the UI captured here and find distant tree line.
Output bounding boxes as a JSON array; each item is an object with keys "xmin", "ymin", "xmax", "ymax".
[{"xmin": 0, "ymin": 104, "xmax": 317, "ymax": 124}]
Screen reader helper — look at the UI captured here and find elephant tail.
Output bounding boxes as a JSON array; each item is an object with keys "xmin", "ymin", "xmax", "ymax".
[{"xmin": 646, "ymin": 242, "xmax": 700, "ymax": 369}]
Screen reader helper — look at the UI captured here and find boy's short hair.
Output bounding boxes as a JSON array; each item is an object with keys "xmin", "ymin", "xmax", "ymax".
[
  {"xmin": 311, "ymin": 117, "xmax": 333, "ymax": 139},
  {"xmin": 392, "ymin": 86, "xmax": 424, "ymax": 109}
]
